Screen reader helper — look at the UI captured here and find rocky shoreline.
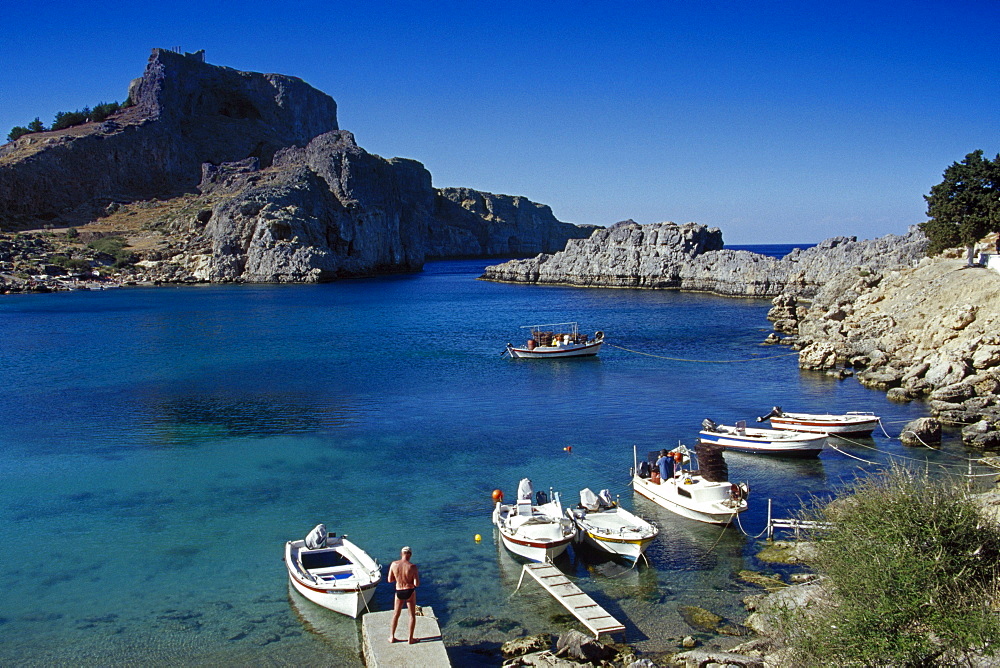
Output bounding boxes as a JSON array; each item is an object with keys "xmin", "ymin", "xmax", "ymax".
[
  {"xmin": 784, "ymin": 245, "xmax": 1000, "ymax": 450},
  {"xmin": 480, "ymin": 220, "xmax": 927, "ymax": 298}
]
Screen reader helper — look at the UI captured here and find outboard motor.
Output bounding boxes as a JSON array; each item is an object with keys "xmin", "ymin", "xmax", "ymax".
[
  {"xmin": 535, "ymin": 490, "xmax": 549, "ymax": 505},
  {"xmin": 701, "ymin": 418, "xmax": 720, "ymax": 433},
  {"xmin": 579, "ymin": 488, "xmax": 600, "ymax": 511},
  {"xmin": 304, "ymin": 524, "xmax": 328, "ymax": 550},
  {"xmin": 637, "ymin": 460, "xmax": 651, "ymax": 478},
  {"xmin": 756, "ymin": 406, "xmax": 783, "ymax": 423}
]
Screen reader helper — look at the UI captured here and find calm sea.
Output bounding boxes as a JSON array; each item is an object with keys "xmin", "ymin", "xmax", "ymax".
[{"xmin": 0, "ymin": 251, "xmax": 985, "ymax": 666}]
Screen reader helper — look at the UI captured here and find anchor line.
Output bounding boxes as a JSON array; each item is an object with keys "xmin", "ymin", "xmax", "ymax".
[
  {"xmin": 605, "ymin": 342, "xmax": 800, "ymax": 364},
  {"xmin": 828, "ymin": 433, "xmax": 998, "ymax": 475}
]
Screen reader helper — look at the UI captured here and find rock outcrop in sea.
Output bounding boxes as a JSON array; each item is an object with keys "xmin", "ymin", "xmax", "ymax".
[
  {"xmin": 480, "ymin": 220, "xmax": 927, "ymax": 298},
  {"xmin": 0, "ymin": 49, "xmax": 595, "ymax": 283}
]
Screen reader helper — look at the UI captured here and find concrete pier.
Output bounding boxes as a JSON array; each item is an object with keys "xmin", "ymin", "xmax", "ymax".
[{"xmin": 361, "ymin": 605, "xmax": 450, "ymax": 667}]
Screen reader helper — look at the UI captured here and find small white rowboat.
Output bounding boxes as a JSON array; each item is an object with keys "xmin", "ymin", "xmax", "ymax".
[
  {"xmin": 757, "ymin": 406, "xmax": 880, "ymax": 436},
  {"xmin": 285, "ymin": 524, "xmax": 381, "ymax": 618},
  {"xmin": 493, "ymin": 479, "xmax": 576, "ymax": 562},
  {"xmin": 566, "ymin": 488, "xmax": 658, "ymax": 562},
  {"xmin": 700, "ymin": 419, "xmax": 827, "ymax": 457}
]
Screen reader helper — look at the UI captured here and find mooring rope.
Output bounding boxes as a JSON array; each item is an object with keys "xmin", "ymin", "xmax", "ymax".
[
  {"xmin": 827, "ymin": 433, "xmax": 999, "ymax": 477},
  {"xmin": 734, "ymin": 509, "xmax": 770, "ymax": 539},
  {"xmin": 606, "ymin": 342, "xmax": 800, "ymax": 364}
]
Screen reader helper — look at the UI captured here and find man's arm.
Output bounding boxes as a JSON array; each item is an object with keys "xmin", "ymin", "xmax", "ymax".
[{"xmin": 387, "ymin": 562, "xmax": 397, "ymax": 583}]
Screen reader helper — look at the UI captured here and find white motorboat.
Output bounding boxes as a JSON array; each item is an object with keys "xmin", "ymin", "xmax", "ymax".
[
  {"xmin": 504, "ymin": 322, "xmax": 604, "ymax": 358},
  {"xmin": 757, "ymin": 406, "xmax": 881, "ymax": 436},
  {"xmin": 699, "ymin": 419, "xmax": 827, "ymax": 457},
  {"xmin": 493, "ymin": 478, "xmax": 576, "ymax": 562},
  {"xmin": 284, "ymin": 524, "xmax": 381, "ymax": 618},
  {"xmin": 631, "ymin": 445, "xmax": 748, "ymax": 525},
  {"xmin": 566, "ymin": 488, "xmax": 658, "ymax": 562}
]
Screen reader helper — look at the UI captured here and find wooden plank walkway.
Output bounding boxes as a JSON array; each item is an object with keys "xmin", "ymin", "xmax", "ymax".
[
  {"xmin": 361, "ymin": 605, "xmax": 451, "ymax": 667},
  {"xmin": 516, "ymin": 563, "xmax": 625, "ymax": 639}
]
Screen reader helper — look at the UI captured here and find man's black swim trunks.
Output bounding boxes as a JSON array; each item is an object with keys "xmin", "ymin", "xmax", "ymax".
[{"xmin": 395, "ymin": 588, "xmax": 414, "ymax": 601}]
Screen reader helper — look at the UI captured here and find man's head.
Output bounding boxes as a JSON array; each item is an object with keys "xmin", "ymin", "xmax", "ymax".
[{"xmin": 401, "ymin": 546, "xmax": 412, "ymax": 558}]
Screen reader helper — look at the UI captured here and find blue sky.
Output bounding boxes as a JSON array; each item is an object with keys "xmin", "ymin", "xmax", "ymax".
[{"xmin": 2, "ymin": 1, "xmax": 998, "ymax": 244}]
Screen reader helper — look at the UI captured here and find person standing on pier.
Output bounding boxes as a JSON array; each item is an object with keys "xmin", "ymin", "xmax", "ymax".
[{"xmin": 388, "ymin": 546, "xmax": 420, "ymax": 644}]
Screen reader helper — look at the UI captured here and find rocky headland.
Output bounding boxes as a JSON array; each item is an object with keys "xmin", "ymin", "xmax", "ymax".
[
  {"xmin": 480, "ymin": 220, "xmax": 926, "ymax": 298},
  {"xmin": 0, "ymin": 49, "xmax": 595, "ymax": 288},
  {"xmin": 787, "ymin": 246, "xmax": 1000, "ymax": 449}
]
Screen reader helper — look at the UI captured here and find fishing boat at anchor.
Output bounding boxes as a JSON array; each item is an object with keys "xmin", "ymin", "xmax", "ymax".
[
  {"xmin": 699, "ymin": 419, "xmax": 827, "ymax": 457},
  {"xmin": 631, "ymin": 445, "xmax": 748, "ymax": 525},
  {"xmin": 566, "ymin": 488, "xmax": 658, "ymax": 562},
  {"xmin": 493, "ymin": 478, "xmax": 576, "ymax": 562},
  {"xmin": 284, "ymin": 524, "xmax": 381, "ymax": 618},
  {"xmin": 504, "ymin": 322, "xmax": 604, "ymax": 358},
  {"xmin": 756, "ymin": 406, "xmax": 881, "ymax": 436}
]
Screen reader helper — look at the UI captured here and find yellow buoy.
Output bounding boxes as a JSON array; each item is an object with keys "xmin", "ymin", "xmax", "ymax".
[{"xmin": 474, "ymin": 534, "xmax": 482, "ymax": 542}]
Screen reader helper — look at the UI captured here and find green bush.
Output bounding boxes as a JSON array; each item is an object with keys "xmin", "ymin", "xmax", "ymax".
[
  {"xmin": 7, "ymin": 126, "xmax": 30, "ymax": 141},
  {"xmin": 783, "ymin": 465, "xmax": 1000, "ymax": 666},
  {"xmin": 91, "ymin": 101, "xmax": 120, "ymax": 122},
  {"xmin": 51, "ymin": 110, "xmax": 89, "ymax": 131},
  {"xmin": 87, "ymin": 236, "xmax": 126, "ymax": 255},
  {"xmin": 87, "ymin": 236, "xmax": 135, "ymax": 267}
]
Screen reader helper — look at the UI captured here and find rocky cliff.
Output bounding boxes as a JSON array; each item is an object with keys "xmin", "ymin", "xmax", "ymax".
[
  {"xmin": 480, "ymin": 220, "xmax": 927, "ymax": 298},
  {"xmin": 790, "ymin": 252, "xmax": 1000, "ymax": 449},
  {"xmin": 0, "ymin": 49, "xmax": 595, "ymax": 281},
  {"xmin": 0, "ymin": 49, "xmax": 339, "ymax": 224}
]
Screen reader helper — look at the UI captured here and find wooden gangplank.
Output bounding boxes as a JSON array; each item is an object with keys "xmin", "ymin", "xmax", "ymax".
[{"xmin": 516, "ymin": 563, "xmax": 625, "ymax": 639}]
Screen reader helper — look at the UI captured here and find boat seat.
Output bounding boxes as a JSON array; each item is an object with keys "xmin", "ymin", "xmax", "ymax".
[
  {"xmin": 311, "ymin": 565, "xmax": 355, "ymax": 579},
  {"xmin": 516, "ymin": 499, "xmax": 533, "ymax": 516}
]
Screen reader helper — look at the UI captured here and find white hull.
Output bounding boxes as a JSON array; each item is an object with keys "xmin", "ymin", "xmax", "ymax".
[
  {"xmin": 572, "ymin": 507, "xmax": 658, "ymax": 561},
  {"xmin": 497, "ymin": 529, "xmax": 573, "ymax": 562},
  {"xmin": 768, "ymin": 412, "xmax": 879, "ymax": 436},
  {"xmin": 508, "ymin": 341, "xmax": 603, "ymax": 358},
  {"xmin": 699, "ymin": 425, "xmax": 826, "ymax": 457},
  {"xmin": 493, "ymin": 497, "xmax": 576, "ymax": 563},
  {"xmin": 284, "ymin": 536, "xmax": 381, "ymax": 618},
  {"xmin": 288, "ymin": 571, "xmax": 377, "ymax": 618},
  {"xmin": 632, "ymin": 475, "xmax": 745, "ymax": 524}
]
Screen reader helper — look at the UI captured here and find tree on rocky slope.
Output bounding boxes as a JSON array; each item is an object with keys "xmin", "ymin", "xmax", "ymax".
[{"xmin": 921, "ymin": 150, "xmax": 1000, "ymax": 264}]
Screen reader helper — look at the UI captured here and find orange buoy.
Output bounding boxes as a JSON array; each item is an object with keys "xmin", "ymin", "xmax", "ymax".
[
  {"xmin": 492, "ymin": 489, "xmax": 503, "ymax": 502},
  {"xmin": 564, "ymin": 446, "xmax": 573, "ymax": 453},
  {"xmin": 672, "ymin": 452, "xmax": 683, "ymax": 463}
]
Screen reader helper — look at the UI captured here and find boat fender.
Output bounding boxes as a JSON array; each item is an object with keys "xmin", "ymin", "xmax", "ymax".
[{"xmin": 492, "ymin": 489, "xmax": 504, "ymax": 502}]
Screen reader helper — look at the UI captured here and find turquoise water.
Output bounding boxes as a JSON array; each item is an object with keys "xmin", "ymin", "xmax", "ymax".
[{"xmin": 0, "ymin": 258, "xmax": 987, "ymax": 666}]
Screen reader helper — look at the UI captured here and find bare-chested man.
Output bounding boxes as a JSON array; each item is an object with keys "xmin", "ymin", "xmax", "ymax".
[{"xmin": 387, "ymin": 546, "xmax": 420, "ymax": 643}]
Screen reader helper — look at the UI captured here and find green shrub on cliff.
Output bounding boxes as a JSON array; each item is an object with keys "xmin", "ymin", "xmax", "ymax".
[
  {"xmin": 921, "ymin": 150, "xmax": 1000, "ymax": 263},
  {"xmin": 7, "ymin": 126, "xmax": 31, "ymax": 141},
  {"xmin": 784, "ymin": 465, "xmax": 1000, "ymax": 666}
]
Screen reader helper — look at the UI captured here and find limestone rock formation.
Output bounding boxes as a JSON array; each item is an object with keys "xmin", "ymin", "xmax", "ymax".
[
  {"xmin": 0, "ymin": 48, "xmax": 339, "ymax": 224},
  {"xmin": 0, "ymin": 49, "xmax": 595, "ymax": 282},
  {"xmin": 795, "ymin": 254, "xmax": 1000, "ymax": 448},
  {"xmin": 481, "ymin": 221, "xmax": 926, "ymax": 298}
]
